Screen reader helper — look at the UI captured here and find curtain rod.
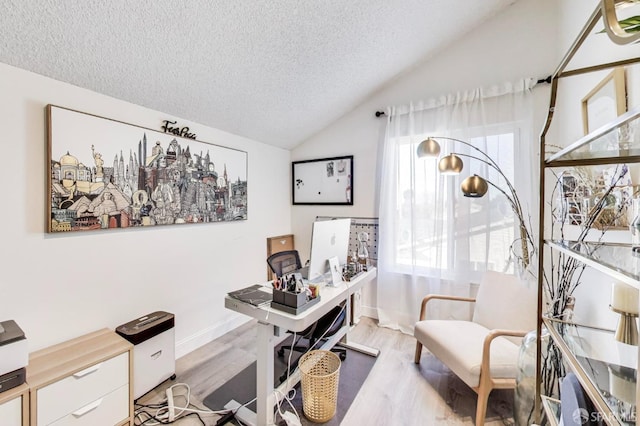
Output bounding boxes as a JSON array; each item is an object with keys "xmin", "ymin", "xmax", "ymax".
[{"xmin": 374, "ymin": 75, "xmax": 552, "ymax": 118}]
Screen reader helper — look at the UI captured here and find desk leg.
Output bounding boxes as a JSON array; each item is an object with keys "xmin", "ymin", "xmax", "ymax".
[
  {"xmin": 256, "ymin": 322, "xmax": 275, "ymax": 426},
  {"xmin": 337, "ymin": 292, "xmax": 380, "ymax": 358}
]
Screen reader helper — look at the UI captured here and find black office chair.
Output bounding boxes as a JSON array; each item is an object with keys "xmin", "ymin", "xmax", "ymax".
[
  {"xmin": 267, "ymin": 250, "xmax": 302, "ymax": 278},
  {"xmin": 277, "ymin": 304, "xmax": 347, "ymax": 383},
  {"xmin": 266, "ymin": 250, "xmax": 347, "ymax": 382},
  {"xmin": 308, "ymin": 305, "xmax": 347, "ymax": 360}
]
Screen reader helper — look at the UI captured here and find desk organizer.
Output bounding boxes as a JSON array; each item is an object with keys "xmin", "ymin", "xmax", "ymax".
[{"xmin": 271, "ymin": 289, "xmax": 320, "ymax": 315}]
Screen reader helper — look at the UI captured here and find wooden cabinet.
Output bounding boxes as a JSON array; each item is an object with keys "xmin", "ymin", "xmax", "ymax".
[
  {"xmin": 0, "ymin": 383, "xmax": 29, "ymax": 426},
  {"xmin": 27, "ymin": 329, "xmax": 133, "ymax": 426},
  {"xmin": 266, "ymin": 234, "xmax": 294, "ymax": 279}
]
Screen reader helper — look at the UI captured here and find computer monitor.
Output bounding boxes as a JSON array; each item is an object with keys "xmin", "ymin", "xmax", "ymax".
[{"xmin": 307, "ymin": 218, "xmax": 351, "ymax": 282}]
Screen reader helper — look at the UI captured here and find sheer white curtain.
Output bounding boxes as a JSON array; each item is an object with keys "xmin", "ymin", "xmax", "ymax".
[{"xmin": 377, "ymin": 79, "xmax": 537, "ymax": 334}]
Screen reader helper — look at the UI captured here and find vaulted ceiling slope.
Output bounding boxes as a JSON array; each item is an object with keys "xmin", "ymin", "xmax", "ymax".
[{"xmin": 1, "ymin": 0, "xmax": 517, "ymax": 149}]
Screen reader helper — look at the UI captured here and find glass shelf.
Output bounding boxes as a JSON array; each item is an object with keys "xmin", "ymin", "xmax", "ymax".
[
  {"xmin": 545, "ymin": 106, "xmax": 640, "ymax": 167},
  {"xmin": 541, "ymin": 396, "xmax": 561, "ymax": 426},
  {"xmin": 538, "ymin": 2, "xmax": 640, "ymax": 421},
  {"xmin": 546, "ymin": 240, "xmax": 640, "ymax": 287},
  {"xmin": 544, "ymin": 317, "xmax": 637, "ymax": 425}
]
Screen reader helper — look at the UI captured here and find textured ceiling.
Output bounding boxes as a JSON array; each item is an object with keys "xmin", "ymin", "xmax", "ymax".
[{"xmin": 1, "ymin": 0, "xmax": 517, "ymax": 149}]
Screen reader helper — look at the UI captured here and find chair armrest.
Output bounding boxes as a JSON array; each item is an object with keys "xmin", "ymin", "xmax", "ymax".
[
  {"xmin": 418, "ymin": 294, "xmax": 476, "ymax": 321},
  {"xmin": 480, "ymin": 329, "xmax": 529, "ymax": 378}
]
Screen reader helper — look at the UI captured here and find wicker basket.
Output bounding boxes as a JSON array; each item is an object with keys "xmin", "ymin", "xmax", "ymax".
[{"xmin": 298, "ymin": 350, "xmax": 341, "ymax": 423}]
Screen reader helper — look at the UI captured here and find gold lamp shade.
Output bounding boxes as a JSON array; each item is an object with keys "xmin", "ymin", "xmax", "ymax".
[
  {"xmin": 417, "ymin": 137, "xmax": 441, "ymax": 158},
  {"xmin": 461, "ymin": 175, "xmax": 489, "ymax": 198},
  {"xmin": 438, "ymin": 153, "xmax": 463, "ymax": 174}
]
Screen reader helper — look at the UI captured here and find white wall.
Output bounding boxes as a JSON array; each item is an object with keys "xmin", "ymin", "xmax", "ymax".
[
  {"xmin": 0, "ymin": 62, "xmax": 292, "ymax": 356},
  {"xmin": 291, "ymin": 0, "xmax": 559, "ymax": 317},
  {"xmin": 6, "ymin": 0, "xmax": 628, "ymax": 356},
  {"xmin": 552, "ymin": 0, "xmax": 640, "ymax": 329},
  {"xmin": 551, "ymin": 0, "xmax": 640, "ymax": 148}
]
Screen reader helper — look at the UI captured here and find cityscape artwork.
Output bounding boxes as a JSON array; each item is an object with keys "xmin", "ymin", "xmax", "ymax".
[{"xmin": 47, "ymin": 105, "xmax": 248, "ymax": 233}]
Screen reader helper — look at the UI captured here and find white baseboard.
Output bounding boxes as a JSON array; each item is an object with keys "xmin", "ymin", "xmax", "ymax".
[
  {"xmin": 175, "ymin": 315, "xmax": 250, "ymax": 359},
  {"xmin": 361, "ymin": 305, "xmax": 378, "ymax": 320}
]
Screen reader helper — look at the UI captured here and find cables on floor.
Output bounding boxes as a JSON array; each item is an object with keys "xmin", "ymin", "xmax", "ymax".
[
  {"xmin": 134, "ymin": 383, "xmax": 235, "ymax": 426},
  {"xmin": 275, "ymin": 302, "xmax": 347, "ymax": 425},
  {"xmin": 138, "ymin": 296, "xmax": 349, "ymax": 425},
  {"xmin": 134, "ymin": 409, "xmax": 206, "ymax": 426}
]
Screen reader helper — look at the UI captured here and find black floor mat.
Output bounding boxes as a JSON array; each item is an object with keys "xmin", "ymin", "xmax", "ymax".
[{"xmin": 203, "ymin": 338, "xmax": 377, "ymax": 425}]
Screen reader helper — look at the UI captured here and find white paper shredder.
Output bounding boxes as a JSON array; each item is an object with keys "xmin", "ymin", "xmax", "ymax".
[{"xmin": 116, "ymin": 311, "xmax": 176, "ymax": 400}]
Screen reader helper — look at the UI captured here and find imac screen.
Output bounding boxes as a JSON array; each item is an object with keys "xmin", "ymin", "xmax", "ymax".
[{"xmin": 307, "ymin": 218, "xmax": 351, "ymax": 281}]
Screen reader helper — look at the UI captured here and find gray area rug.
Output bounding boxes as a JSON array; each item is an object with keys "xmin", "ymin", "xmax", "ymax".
[{"xmin": 203, "ymin": 337, "xmax": 376, "ymax": 425}]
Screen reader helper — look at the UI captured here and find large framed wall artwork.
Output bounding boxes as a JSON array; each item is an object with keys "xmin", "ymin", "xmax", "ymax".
[
  {"xmin": 292, "ymin": 155, "xmax": 353, "ymax": 205},
  {"xmin": 47, "ymin": 105, "xmax": 248, "ymax": 233}
]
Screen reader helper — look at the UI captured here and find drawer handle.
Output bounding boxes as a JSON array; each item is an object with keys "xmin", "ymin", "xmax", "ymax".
[
  {"xmin": 73, "ymin": 362, "xmax": 103, "ymax": 378},
  {"xmin": 72, "ymin": 398, "xmax": 103, "ymax": 417},
  {"xmin": 280, "ymin": 240, "xmax": 287, "ymax": 245},
  {"xmin": 151, "ymin": 350, "xmax": 162, "ymax": 360}
]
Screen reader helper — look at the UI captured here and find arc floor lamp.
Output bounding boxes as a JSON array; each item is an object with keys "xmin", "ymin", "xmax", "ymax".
[{"xmin": 417, "ymin": 136, "xmax": 535, "ymax": 270}]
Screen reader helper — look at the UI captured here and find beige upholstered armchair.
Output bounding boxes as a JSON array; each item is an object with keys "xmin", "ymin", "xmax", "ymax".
[{"xmin": 413, "ymin": 271, "xmax": 537, "ymax": 426}]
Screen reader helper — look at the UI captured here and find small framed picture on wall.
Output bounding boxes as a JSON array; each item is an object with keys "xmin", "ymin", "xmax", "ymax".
[{"xmin": 292, "ymin": 155, "xmax": 353, "ymax": 205}]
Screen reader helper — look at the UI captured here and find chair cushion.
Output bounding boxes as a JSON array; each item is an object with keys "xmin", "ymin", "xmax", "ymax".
[
  {"xmin": 414, "ymin": 319, "xmax": 521, "ymax": 388},
  {"xmin": 472, "ymin": 271, "xmax": 537, "ymax": 342}
]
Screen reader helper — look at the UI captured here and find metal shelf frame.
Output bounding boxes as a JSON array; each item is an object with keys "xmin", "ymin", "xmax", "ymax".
[{"xmin": 536, "ymin": 1, "xmax": 640, "ymax": 424}]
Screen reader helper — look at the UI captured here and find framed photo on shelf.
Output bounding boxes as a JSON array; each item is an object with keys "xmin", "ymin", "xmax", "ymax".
[
  {"xmin": 561, "ymin": 175, "xmax": 577, "ymax": 197},
  {"xmin": 581, "ymin": 67, "xmax": 627, "ymax": 153},
  {"xmin": 292, "ymin": 155, "xmax": 353, "ymax": 205}
]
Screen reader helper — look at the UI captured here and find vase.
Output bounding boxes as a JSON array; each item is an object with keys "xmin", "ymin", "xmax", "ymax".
[
  {"xmin": 630, "ymin": 197, "xmax": 640, "ymax": 252},
  {"xmin": 514, "ymin": 329, "xmax": 538, "ymax": 426},
  {"xmin": 515, "ymin": 324, "xmax": 569, "ymax": 426},
  {"xmin": 514, "ymin": 327, "xmax": 556, "ymax": 426}
]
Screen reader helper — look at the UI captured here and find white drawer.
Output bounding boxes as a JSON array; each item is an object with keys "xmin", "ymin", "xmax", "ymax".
[
  {"xmin": 48, "ymin": 384, "xmax": 129, "ymax": 426},
  {"xmin": 0, "ymin": 395, "xmax": 22, "ymax": 426},
  {"xmin": 38, "ymin": 352, "xmax": 128, "ymax": 425},
  {"xmin": 133, "ymin": 329, "xmax": 175, "ymax": 399}
]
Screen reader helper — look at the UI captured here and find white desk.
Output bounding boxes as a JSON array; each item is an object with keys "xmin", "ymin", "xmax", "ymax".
[{"xmin": 224, "ymin": 267, "xmax": 377, "ymax": 426}]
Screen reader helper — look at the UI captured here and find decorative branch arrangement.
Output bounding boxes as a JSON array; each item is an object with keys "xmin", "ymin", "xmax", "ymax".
[
  {"xmin": 541, "ymin": 163, "xmax": 630, "ymax": 398},
  {"xmin": 545, "ymin": 163, "xmax": 629, "ymax": 318}
]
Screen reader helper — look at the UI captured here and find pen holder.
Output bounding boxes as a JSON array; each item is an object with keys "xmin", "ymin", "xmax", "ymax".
[
  {"xmin": 273, "ymin": 289, "xmax": 308, "ymax": 308},
  {"xmin": 271, "ymin": 288, "xmax": 321, "ymax": 315}
]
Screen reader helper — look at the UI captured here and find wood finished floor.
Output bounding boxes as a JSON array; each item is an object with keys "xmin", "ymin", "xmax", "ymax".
[{"xmin": 137, "ymin": 317, "xmax": 515, "ymax": 425}]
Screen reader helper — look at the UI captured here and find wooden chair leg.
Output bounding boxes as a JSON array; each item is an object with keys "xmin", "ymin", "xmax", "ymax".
[
  {"xmin": 475, "ymin": 384, "xmax": 490, "ymax": 426},
  {"xmin": 414, "ymin": 341, "xmax": 422, "ymax": 364}
]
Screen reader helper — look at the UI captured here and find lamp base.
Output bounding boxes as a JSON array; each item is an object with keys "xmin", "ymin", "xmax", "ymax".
[{"xmin": 611, "ymin": 307, "xmax": 639, "ymax": 345}]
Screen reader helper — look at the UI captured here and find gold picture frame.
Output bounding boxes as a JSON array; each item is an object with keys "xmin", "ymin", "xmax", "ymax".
[{"xmin": 581, "ymin": 67, "xmax": 627, "ymax": 135}]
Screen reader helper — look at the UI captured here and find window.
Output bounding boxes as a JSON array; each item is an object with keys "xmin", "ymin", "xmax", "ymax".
[{"xmin": 391, "ymin": 129, "xmax": 520, "ymax": 277}]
